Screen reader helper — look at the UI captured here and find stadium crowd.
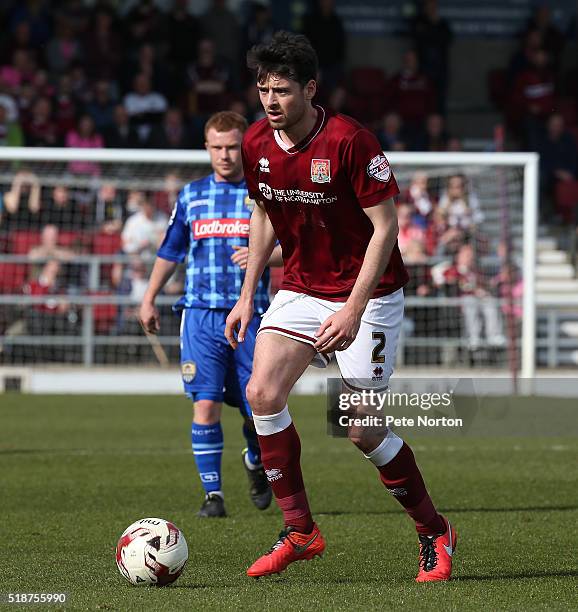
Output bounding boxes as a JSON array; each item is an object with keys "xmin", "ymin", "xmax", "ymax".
[{"xmin": 0, "ymin": 0, "xmax": 576, "ymax": 365}]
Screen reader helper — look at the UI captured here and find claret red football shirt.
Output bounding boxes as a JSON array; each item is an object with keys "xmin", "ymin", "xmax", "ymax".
[{"xmin": 242, "ymin": 105, "xmax": 408, "ymax": 301}]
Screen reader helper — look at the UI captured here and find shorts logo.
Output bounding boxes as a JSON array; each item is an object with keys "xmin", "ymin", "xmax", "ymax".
[
  {"xmin": 200, "ymin": 472, "xmax": 219, "ymax": 483},
  {"xmin": 265, "ymin": 468, "xmax": 283, "ymax": 482},
  {"xmin": 311, "ymin": 158, "xmax": 331, "ymax": 183},
  {"xmin": 372, "ymin": 366, "xmax": 383, "ymax": 381},
  {"xmin": 182, "ymin": 361, "xmax": 196, "ymax": 383},
  {"xmin": 192, "ymin": 218, "xmax": 249, "ymax": 239},
  {"xmin": 259, "ymin": 157, "xmax": 270, "ymax": 173},
  {"xmin": 367, "ymin": 154, "xmax": 391, "ymax": 183},
  {"xmin": 387, "ymin": 487, "xmax": 407, "ymax": 497},
  {"xmin": 259, "ymin": 182, "xmax": 273, "ymax": 200}
]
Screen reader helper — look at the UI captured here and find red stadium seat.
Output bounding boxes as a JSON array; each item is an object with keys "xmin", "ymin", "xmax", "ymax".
[
  {"xmin": 349, "ymin": 67, "xmax": 388, "ymax": 97},
  {"xmin": 0, "ymin": 263, "xmax": 27, "ymax": 293},
  {"xmin": 554, "ymin": 180, "xmax": 578, "ymax": 224},
  {"xmin": 58, "ymin": 231, "xmax": 83, "ymax": 248},
  {"xmin": 11, "ymin": 231, "xmax": 41, "ymax": 254},
  {"xmin": 92, "ymin": 232, "xmax": 122, "ymax": 254},
  {"xmin": 89, "ymin": 292, "xmax": 118, "ymax": 333}
]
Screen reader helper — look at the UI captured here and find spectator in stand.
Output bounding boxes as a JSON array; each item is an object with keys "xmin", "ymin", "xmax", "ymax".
[
  {"xmin": 167, "ymin": 0, "xmax": 201, "ymax": 85},
  {"xmin": 8, "ymin": 1, "xmax": 52, "ymax": 49},
  {"xmin": 153, "ymin": 171, "xmax": 182, "ymax": 215},
  {"xmin": 0, "ymin": 104, "xmax": 23, "ymax": 146},
  {"xmin": 397, "ymin": 203, "xmax": 426, "ymax": 260},
  {"xmin": 28, "ymin": 224, "xmax": 75, "ymax": 262},
  {"xmin": 413, "ymin": 113, "xmax": 449, "ymax": 152},
  {"xmin": 0, "ymin": 76, "xmax": 19, "ymax": 123},
  {"xmin": 2, "ymin": 169, "xmax": 41, "ymax": 230},
  {"xmin": 149, "ymin": 107, "xmax": 192, "ymax": 149},
  {"xmin": 447, "ymin": 136, "xmax": 462, "ymax": 151},
  {"xmin": 53, "ymin": 73, "xmax": 78, "ymax": 138},
  {"xmin": 438, "ymin": 174, "xmax": 483, "ymax": 232},
  {"xmin": 0, "ymin": 49, "xmax": 36, "ymax": 92},
  {"xmin": 437, "ymin": 243, "xmax": 505, "ymax": 351},
  {"xmin": 123, "ymin": 43, "xmax": 169, "ymax": 99},
  {"xmin": 65, "ymin": 114, "xmax": 104, "ymax": 177},
  {"xmin": 86, "ymin": 79, "xmax": 117, "ymax": 133},
  {"xmin": 492, "ymin": 262, "xmax": 523, "ymax": 328},
  {"xmin": 0, "ymin": 20, "xmax": 34, "ymax": 64},
  {"xmin": 24, "ymin": 96, "xmax": 59, "ymax": 146},
  {"xmin": 24, "ymin": 260, "xmax": 78, "ymax": 350},
  {"xmin": 536, "ymin": 112, "xmax": 578, "ymax": 201},
  {"xmin": 523, "ymin": 5, "xmax": 565, "ymax": 75},
  {"xmin": 123, "ymin": 72, "xmax": 168, "ymax": 145},
  {"xmin": 123, "ymin": 0, "xmax": 166, "ymax": 49},
  {"xmin": 375, "ymin": 112, "xmax": 406, "ymax": 151},
  {"xmin": 404, "ymin": 171, "xmax": 434, "ymax": 228},
  {"xmin": 243, "ymin": 2, "xmax": 275, "ymax": 51},
  {"xmin": 387, "ymin": 49, "xmax": 436, "ymax": 142},
  {"xmin": 84, "ymin": 5, "xmax": 123, "ymax": 81},
  {"xmin": 45, "ymin": 16, "xmax": 84, "ymax": 75},
  {"xmin": 302, "ymin": 0, "xmax": 346, "ymax": 94},
  {"xmin": 68, "ymin": 63, "xmax": 91, "ymax": 106},
  {"xmin": 200, "ymin": 0, "xmax": 241, "ymax": 71},
  {"xmin": 509, "ymin": 48, "xmax": 555, "ymax": 148},
  {"xmin": 507, "ymin": 28, "xmax": 543, "ymax": 86},
  {"xmin": 103, "ymin": 104, "xmax": 140, "ymax": 149},
  {"xmin": 410, "ymin": 0, "xmax": 453, "ymax": 113},
  {"xmin": 186, "ymin": 38, "xmax": 230, "ymax": 116},
  {"xmin": 40, "ymin": 185, "xmax": 88, "ymax": 230},
  {"xmin": 121, "ymin": 192, "xmax": 168, "ymax": 256},
  {"xmin": 94, "ymin": 182, "xmax": 126, "ymax": 234}
]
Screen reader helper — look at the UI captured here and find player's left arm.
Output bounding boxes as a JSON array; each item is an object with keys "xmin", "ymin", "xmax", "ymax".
[
  {"xmin": 230, "ymin": 243, "xmax": 283, "ymax": 269},
  {"xmin": 314, "ymin": 199, "xmax": 398, "ymax": 352}
]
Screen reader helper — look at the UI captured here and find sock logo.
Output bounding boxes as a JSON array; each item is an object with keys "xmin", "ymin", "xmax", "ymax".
[
  {"xmin": 387, "ymin": 487, "xmax": 407, "ymax": 497},
  {"xmin": 265, "ymin": 468, "xmax": 283, "ymax": 482},
  {"xmin": 200, "ymin": 472, "xmax": 219, "ymax": 483}
]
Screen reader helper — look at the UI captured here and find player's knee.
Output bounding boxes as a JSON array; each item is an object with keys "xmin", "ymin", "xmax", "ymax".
[
  {"xmin": 246, "ymin": 379, "xmax": 285, "ymax": 414},
  {"xmin": 193, "ymin": 399, "xmax": 220, "ymax": 424}
]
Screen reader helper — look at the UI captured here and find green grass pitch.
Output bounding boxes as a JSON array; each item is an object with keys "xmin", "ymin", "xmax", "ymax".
[{"xmin": 1, "ymin": 394, "xmax": 577, "ymax": 611}]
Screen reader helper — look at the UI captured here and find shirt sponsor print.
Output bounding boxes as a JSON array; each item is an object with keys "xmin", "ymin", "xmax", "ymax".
[{"xmin": 192, "ymin": 218, "xmax": 250, "ymax": 239}]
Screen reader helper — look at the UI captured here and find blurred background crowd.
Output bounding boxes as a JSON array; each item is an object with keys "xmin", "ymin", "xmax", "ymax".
[{"xmin": 0, "ymin": 0, "xmax": 576, "ymax": 365}]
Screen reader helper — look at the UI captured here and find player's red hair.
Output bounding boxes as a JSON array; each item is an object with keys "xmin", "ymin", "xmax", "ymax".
[{"xmin": 204, "ymin": 111, "xmax": 248, "ymax": 137}]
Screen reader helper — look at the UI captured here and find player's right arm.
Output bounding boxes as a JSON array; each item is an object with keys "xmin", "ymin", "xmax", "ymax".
[
  {"xmin": 225, "ymin": 201, "xmax": 276, "ymax": 348},
  {"xmin": 140, "ymin": 194, "xmax": 189, "ymax": 333},
  {"xmin": 139, "ymin": 257, "xmax": 178, "ymax": 333}
]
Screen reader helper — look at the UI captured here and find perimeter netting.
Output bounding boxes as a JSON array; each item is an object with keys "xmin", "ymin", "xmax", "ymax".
[{"xmin": 0, "ymin": 150, "xmax": 528, "ymax": 373}]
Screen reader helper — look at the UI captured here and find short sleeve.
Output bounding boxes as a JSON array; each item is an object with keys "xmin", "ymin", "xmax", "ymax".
[
  {"xmin": 157, "ymin": 196, "xmax": 189, "ymax": 263},
  {"xmin": 343, "ymin": 129, "xmax": 400, "ymax": 208}
]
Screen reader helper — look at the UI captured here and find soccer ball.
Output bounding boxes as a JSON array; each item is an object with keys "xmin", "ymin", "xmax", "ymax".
[{"xmin": 116, "ymin": 518, "xmax": 188, "ymax": 587}]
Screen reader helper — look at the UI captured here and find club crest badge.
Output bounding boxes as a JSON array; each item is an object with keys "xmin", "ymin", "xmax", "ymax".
[
  {"xmin": 258, "ymin": 182, "xmax": 273, "ymax": 200},
  {"xmin": 182, "ymin": 361, "xmax": 196, "ymax": 383},
  {"xmin": 311, "ymin": 159, "xmax": 331, "ymax": 184}
]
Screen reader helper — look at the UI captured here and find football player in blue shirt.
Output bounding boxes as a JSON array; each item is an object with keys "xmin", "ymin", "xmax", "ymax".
[{"xmin": 139, "ymin": 111, "xmax": 282, "ymax": 517}]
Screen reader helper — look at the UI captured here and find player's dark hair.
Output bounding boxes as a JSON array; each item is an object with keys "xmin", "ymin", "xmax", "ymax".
[{"xmin": 247, "ymin": 31, "xmax": 318, "ymax": 87}]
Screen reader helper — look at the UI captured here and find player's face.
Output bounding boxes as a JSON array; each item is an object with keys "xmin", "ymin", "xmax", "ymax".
[
  {"xmin": 257, "ymin": 73, "xmax": 315, "ymax": 132},
  {"xmin": 205, "ymin": 127, "xmax": 244, "ymax": 183}
]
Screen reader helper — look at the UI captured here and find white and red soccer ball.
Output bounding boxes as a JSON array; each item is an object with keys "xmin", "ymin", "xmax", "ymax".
[{"xmin": 116, "ymin": 518, "xmax": 188, "ymax": 587}]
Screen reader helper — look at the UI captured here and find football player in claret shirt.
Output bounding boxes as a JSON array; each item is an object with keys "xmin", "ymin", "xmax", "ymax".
[
  {"xmin": 139, "ymin": 111, "xmax": 282, "ymax": 519},
  {"xmin": 225, "ymin": 32, "xmax": 457, "ymax": 581}
]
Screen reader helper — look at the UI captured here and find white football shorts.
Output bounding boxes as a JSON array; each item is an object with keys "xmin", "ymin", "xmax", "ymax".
[{"xmin": 258, "ymin": 288, "xmax": 404, "ymax": 391}]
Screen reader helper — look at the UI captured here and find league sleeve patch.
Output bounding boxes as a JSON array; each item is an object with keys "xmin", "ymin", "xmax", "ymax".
[{"xmin": 366, "ymin": 154, "xmax": 391, "ymax": 183}]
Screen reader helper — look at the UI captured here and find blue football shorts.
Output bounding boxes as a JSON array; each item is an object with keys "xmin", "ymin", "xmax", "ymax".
[{"xmin": 179, "ymin": 307, "xmax": 260, "ymax": 417}]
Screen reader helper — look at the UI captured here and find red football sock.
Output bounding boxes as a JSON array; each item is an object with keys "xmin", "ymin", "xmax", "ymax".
[
  {"xmin": 377, "ymin": 442, "xmax": 445, "ymax": 535},
  {"xmin": 257, "ymin": 422, "xmax": 314, "ymax": 534}
]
